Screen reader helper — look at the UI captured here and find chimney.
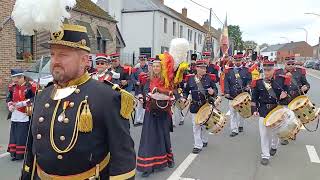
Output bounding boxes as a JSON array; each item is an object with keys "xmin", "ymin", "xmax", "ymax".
[
  {"xmin": 182, "ymin": 8, "xmax": 187, "ymax": 17},
  {"xmin": 159, "ymin": 0, "xmax": 164, "ymax": 4}
]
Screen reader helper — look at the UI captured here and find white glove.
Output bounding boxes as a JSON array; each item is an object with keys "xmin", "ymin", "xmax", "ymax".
[
  {"xmin": 111, "ymin": 71, "xmax": 121, "ymax": 79},
  {"xmin": 8, "ymin": 105, "xmax": 15, "ymax": 112}
]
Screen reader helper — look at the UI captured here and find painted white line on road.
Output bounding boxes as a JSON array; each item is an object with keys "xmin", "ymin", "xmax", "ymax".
[
  {"xmin": 0, "ymin": 152, "xmax": 10, "ymax": 159},
  {"xmin": 306, "ymin": 145, "xmax": 320, "ymax": 163},
  {"xmin": 179, "ymin": 178, "xmax": 198, "ymax": 180},
  {"xmin": 167, "ymin": 153, "xmax": 198, "ymax": 180},
  {"xmin": 307, "ymin": 72, "xmax": 320, "ymax": 80}
]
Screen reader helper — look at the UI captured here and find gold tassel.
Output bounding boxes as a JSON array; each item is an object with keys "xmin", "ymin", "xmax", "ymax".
[
  {"xmin": 120, "ymin": 90, "xmax": 136, "ymax": 120},
  {"xmin": 78, "ymin": 97, "xmax": 93, "ymax": 133}
]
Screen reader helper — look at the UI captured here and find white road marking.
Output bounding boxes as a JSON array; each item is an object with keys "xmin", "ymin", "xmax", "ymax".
[
  {"xmin": 179, "ymin": 178, "xmax": 198, "ymax": 180},
  {"xmin": 0, "ymin": 152, "xmax": 10, "ymax": 159},
  {"xmin": 306, "ymin": 145, "xmax": 320, "ymax": 163},
  {"xmin": 167, "ymin": 153, "xmax": 198, "ymax": 180},
  {"xmin": 300, "ymin": 125, "xmax": 306, "ymax": 130}
]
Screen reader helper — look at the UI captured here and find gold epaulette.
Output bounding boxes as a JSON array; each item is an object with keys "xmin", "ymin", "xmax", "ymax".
[{"xmin": 117, "ymin": 87, "xmax": 136, "ymax": 120}]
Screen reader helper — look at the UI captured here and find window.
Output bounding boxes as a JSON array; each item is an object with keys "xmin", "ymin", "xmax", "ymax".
[
  {"xmin": 179, "ymin": 25, "xmax": 183, "ymax": 38},
  {"xmin": 173, "ymin": 22, "xmax": 176, "ymax": 36},
  {"xmin": 271, "ymin": 52, "xmax": 273, "ymax": 56},
  {"xmin": 140, "ymin": 47, "xmax": 152, "ymax": 58},
  {"xmin": 161, "ymin": 46, "xmax": 169, "ymax": 53},
  {"xmin": 164, "ymin": 18, "xmax": 167, "ymax": 34},
  {"xmin": 16, "ymin": 29, "xmax": 33, "ymax": 60},
  {"xmin": 198, "ymin": 34, "xmax": 202, "ymax": 44},
  {"xmin": 194, "ymin": 32, "xmax": 197, "ymax": 43},
  {"xmin": 96, "ymin": 29, "xmax": 106, "ymax": 53},
  {"xmin": 188, "ymin": 29, "xmax": 193, "ymax": 41}
]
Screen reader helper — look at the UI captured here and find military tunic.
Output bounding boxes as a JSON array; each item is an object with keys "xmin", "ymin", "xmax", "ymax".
[{"xmin": 21, "ymin": 74, "xmax": 136, "ymax": 180}]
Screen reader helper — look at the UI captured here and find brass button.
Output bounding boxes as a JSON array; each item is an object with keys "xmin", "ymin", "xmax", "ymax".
[
  {"xmin": 60, "ymin": 136, "xmax": 66, "ymax": 141},
  {"xmin": 39, "ymin": 117, "xmax": 44, "ymax": 123},
  {"xmin": 45, "ymin": 103, "xmax": 50, "ymax": 108},
  {"xmin": 36, "ymin": 134, "xmax": 42, "ymax": 140},
  {"xmin": 57, "ymin": 155, "xmax": 63, "ymax": 160},
  {"xmin": 75, "ymin": 89, "xmax": 80, "ymax": 94},
  {"xmin": 69, "ymin": 102, "xmax": 74, "ymax": 108},
  {"xmin": 63, "ymin": 118, "xmax": 69, "ymax": 124}
]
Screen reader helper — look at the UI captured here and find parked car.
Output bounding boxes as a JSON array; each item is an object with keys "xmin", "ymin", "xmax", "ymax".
[
  {"xmin": 312, "ymin": 60, "xmax": 320, "ymax": 70},
  {"xmin": 304, "ymin": 60, "xmax": 316, "ymax": 68},
  {"xmin": 24, "ymin": 56, "xmax": 53, "ymax": 87}
]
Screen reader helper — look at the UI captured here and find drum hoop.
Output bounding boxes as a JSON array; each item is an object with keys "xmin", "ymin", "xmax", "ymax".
[
  {"xmin": 232, "ymin": 92, "xmax": 251, "ymax": 106},
  {"xmin": 195, "ymin": 103, "xmax": 212, "ymax": 125},
  {"xmin": 288, "ymin": 95, "xmax": 309, "ymax": 109},
  {"xmin": 155, "ymin": 100, "xmax": 169, "ymax": 109},
  {"xmin": 263, "ymin": 105, "xmax": 284, "ymax": 126}
]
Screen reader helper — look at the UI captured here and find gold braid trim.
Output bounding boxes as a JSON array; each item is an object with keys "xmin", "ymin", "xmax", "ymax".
[{"xmin": 119, "ymin": 89, "xmax": 136, "ymax": 120}]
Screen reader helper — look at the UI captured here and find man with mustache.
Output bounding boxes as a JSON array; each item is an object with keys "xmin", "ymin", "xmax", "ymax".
[{"xmin": 20, "ymin": 24, "xmax": 136, "ymax": 180}]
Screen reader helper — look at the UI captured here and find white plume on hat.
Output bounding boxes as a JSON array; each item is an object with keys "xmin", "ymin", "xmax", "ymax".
[
  {"xmin": 169, "ymin": 38, "xmax": 190, "ymax": 70},
  {"xmin": 12, "ymin": 0, "xmax": 76, "ymax": 35}
]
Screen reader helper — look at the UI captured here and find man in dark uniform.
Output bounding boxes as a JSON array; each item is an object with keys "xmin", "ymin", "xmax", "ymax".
[
  {"xmin": 131, "ymin": 55, "xmax": 149, "ymax": 126},
  {"xmin": 279, "ymin": 57, "xmax": 310, "ymax": 145},
  {"xmin": 251, "ymin": 60, "xmax": 290, "ymax": 165},
  {"xmin": 182, "ymin": 60, "xmax": 218, "ymax": 154},
  {"xmin": 21, "ymin": 24, "xmax": 136, "ymax": 180},
  {"xmin": 203, "ymin": 51, "xmax": 220, "ymax": 83},
  {"xmin": 110, "ymin": 53, "xmax": 130, "ymax": 89},
  {"xmin": 224, "ymin": 52, "xmax": 252, "ymax": 137}
]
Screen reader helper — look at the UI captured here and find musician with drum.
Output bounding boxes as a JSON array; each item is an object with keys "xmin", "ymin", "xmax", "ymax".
[
  {"xmin": 181, "ymin": 60, "xmax": 218, "ymax": 154},
  {"xmin": 224, "ymin": 52, "xmax": 252, "ymax": 137},
  {"xmin": 251, "ymin": 60, "xmax": 291, "ymax": 166}
]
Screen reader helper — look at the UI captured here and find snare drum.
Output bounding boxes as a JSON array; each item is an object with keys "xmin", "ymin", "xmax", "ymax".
[
  {"xmin": 195, "ymin": 103, "xmax": 227, "ymax": 134},
  {"xmin": 288, "ymin": 95, "xmax": 320, "ymax": 124},
  {"xmin": 231, "ymin": 92, "xmax": 252, "ymax": 118},
  {"xmin": 264, "ymin": 106, "xmax": 302, "ymax": 140}
]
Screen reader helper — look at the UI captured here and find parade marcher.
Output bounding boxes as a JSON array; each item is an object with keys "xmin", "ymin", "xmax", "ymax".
[
  {"xmin": 91, "ymin": 53, "xmax": 113, "ymax": 82},
  {"xmin": 279, "ymin": 57, "xmax": 310, "ymax": 145},
  {"xmin": 251, "ymin": 60, "xmax": 290, "ymax": 165},
  {"xmin": 203, "ymin": 51, "xmax": 220, "ymax": 83},
  {"xmin": 137, "ymin": 55, "xmax": 175, "ymax": 177},
  {"xmin": 182, "ymin": 60, "xmax": 218, "ymax": 154},
  {"xmin": 86, "ymin": 55, "xmax": 96, "ymax": 74},
  {"xmin": 6, "ymin": 70, "xmax": 36, "ymax": 161},
  {"xmin": 110, "ymin": 53, "xmax": 131, "ymax": 89},
  {"xmin": 20, "ymin": 24, "xmax": 136, "ymax": 180},
  {"xmin": 131, "ymin": 55, "xmax": 149, "ymax": 126},
  {"xmin": 224, "ymin": 52, "xmax": 252, "ymax": 137}
]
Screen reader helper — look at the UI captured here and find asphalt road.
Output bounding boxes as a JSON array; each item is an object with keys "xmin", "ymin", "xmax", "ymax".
[{"xmin": 1, "ymin": 69, "xmax": 320, "ymax": 180}]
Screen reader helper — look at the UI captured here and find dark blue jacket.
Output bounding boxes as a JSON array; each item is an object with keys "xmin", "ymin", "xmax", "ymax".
[
  {"xmin": 252, "ymin": 76, "xmax": 290, "ymax": 117},
  {"xmin": 224, "ymin": 66, "xmax": 252, "ymax": 99},
  {"xmin": 207, "ymin": 64, "xmax": 220, "ymax": 83},
  {"xmin": 183, "ymin": 74, "xmax": 218, "ymax": 113},
  {"xmin": 131, "ymin": 65, "xmax": 148, "ymax": 95}
]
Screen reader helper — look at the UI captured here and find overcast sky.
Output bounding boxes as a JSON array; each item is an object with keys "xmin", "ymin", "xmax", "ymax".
[{"xmin": 164, "ymin": 0, "xmax": 320, "ymax": 46}]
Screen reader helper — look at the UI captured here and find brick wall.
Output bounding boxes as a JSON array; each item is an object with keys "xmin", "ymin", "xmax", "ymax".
[{"xmin": 0, "ymin": 0, "xmax": 34, "ymax": 93}]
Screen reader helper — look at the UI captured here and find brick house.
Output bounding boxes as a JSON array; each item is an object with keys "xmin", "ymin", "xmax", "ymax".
[
  {"xmin": 0, "ymin": 0, "xmax": 119, "ymax": 91},
  {"xmin": 277, "ymin": 41, "xmax": 313, "ymax": 63}
]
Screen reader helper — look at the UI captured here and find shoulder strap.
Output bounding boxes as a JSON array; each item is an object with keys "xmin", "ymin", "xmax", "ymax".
[{"xmin": 263, "ymin": 80, "xmax": 277, "ymax": 100}]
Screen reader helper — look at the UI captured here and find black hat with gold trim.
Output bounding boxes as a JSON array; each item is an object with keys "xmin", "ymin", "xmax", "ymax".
[{"xmin": 47, "ymin": 24, "xmax": 91, "ymax": 52}]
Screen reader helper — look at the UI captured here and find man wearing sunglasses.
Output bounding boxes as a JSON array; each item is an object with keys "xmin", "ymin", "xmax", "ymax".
[
  {"xmin": 251, "ymin": 60, "xmax": 290, "ymax": 165},
  {"xmin": 279, "ymin": 57, "xmax": 310, "ymax": 145},
  {"xmin": 110, "ymin": 53, "xmax": 130, "ymax": 89},
  {"xmin": 91, "ymin": 54, "xmax": 113, "ymax": 82},
  {"xmin": 224, "ymin": 52, "xmax": 252, "ymax": 137}
]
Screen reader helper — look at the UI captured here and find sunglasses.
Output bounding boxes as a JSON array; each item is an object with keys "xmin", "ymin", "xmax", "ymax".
[
  {"xmin": 287, "ymin": 63, "xmax": 295, "ymax": 66},
  {"xmin": 96, "ymin": 62, "xmax": 106, "ymax": 65}
]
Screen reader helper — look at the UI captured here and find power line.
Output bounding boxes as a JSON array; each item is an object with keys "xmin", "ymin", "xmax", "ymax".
[{"xmin": 187, "ymin": 0, "xmax": 224, "ymax": 25}]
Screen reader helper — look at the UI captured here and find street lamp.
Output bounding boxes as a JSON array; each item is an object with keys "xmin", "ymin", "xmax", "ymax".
[
  {"xmin": 304, "ymin": 12, "xmax": 320, "ymax": 17},
  {"xmin": 296, "ymin": 28, "xmax": 308, "ymax": 43}
]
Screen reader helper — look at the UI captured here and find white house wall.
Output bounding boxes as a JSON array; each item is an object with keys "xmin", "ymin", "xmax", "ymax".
[
  {"xmin": 261, "ymin": 51, "xmax": 277, "ymax": 61},
  {"xmin": 122, "ymin": 11, "xmax": 154, "ymax": 64}
]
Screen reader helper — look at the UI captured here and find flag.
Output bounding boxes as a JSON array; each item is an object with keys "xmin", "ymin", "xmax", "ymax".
[{"xmin": 220, "ymin": 13, "xmax": 229, "ymax": 57}]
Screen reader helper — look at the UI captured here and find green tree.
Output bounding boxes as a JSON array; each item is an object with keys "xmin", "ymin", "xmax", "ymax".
[
  {"xmin": 243, "ymin": 40, "xmax": 258, "ymax": 50},
  {"xmin": 228, "ymin": 25, "xmax": 243, "ymax": 51}
]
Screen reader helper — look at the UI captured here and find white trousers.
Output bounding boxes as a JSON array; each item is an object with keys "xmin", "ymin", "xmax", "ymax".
[
  {"xmin": 191, "ymin": 113, "xmax": 208, "ymax": 149},
  {"xmin": 259, "ymin": 117, "xmax": 279, "ymax": 159},
  {"xmin": 134, "ymin": 100, "xmax": 145, "ymax": 124},
  {"xmin": 229, "ymin": 103, "xmax": 244, "ymax": 133},
  {"xmin": 172, "ymin": 105, "xmax": 185, "ymax": 126}
]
